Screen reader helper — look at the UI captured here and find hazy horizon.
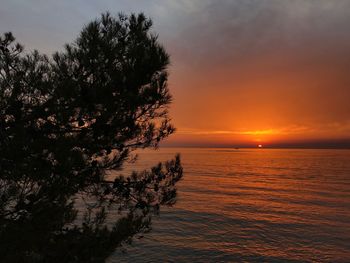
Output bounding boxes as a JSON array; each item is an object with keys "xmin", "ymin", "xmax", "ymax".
[
  {"xmin": 161, "ymin": 141, "xmax": 350, "ymax": 149},
  {"xmin": 161, "ymin": 137, "xmax": 350, "ymax": 149}
]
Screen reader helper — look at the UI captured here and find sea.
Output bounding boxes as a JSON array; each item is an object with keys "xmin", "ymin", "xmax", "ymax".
[{"xmin": 108, "ymin": 148, "xmax": 350, "ymax": 262}]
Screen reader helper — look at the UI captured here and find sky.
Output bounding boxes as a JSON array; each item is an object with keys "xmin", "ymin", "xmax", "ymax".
[{"xmin": 1, "ymin": 0, "xmax": 350, "ymax": 148}]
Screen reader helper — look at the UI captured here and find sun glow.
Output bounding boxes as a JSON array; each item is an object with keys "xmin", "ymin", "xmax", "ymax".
[{"xmin": 240, "ymin": 129, "xmax": 278, "ymax": 136}]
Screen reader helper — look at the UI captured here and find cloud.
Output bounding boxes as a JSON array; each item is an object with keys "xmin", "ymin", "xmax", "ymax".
[
  {"xmin": 178, "ymin": 125, "xmax": 313, "ymax": 136},
  {"xmin": 168, "ymin": 0, "xmax": 350, "ymax": 68}
]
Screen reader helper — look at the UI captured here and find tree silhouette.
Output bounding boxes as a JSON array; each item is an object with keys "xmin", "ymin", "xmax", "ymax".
[{"xmin": 0, "ymin": 13, "xmax": 182, "ymax": 262}]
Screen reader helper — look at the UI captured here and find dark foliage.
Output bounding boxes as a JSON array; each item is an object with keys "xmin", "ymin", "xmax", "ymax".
[{"xmin": 0, "ymin": 13, "xmax": 183, "ymax": 262}]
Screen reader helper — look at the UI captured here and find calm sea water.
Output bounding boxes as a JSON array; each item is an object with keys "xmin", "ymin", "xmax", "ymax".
[{"xmin": 109, "ymin": 148, "xmax": 350, "ymax": 262}]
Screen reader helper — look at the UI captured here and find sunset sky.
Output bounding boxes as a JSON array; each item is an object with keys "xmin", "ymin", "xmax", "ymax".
[{"xmin": 1, "ymin": 0, "xmax": 350, "ymax": 147}]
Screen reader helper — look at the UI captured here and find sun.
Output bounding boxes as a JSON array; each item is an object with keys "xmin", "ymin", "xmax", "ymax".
[{"xmin": 258, "ymin": 144, "xmax": 263, "ymax": 148}]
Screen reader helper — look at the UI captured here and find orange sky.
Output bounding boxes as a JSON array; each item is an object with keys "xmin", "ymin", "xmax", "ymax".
[
  {"xmin": 160, "ymin": 1, "xmax": 350, "ymax": 147},
  {"xmin": 1, "ymin": 1, "xmax": 350, "ymax": 147},
  {"xmin": 165, "ymin": 47, "xmax": 350, "ymax": 147}
]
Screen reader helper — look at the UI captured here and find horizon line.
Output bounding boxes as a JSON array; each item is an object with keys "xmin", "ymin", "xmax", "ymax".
[{"xmin": 160, "ymin": 145, "xmax": 350, "ymax": 150}]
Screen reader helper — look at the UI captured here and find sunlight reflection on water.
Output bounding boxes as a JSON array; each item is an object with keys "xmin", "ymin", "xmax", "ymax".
[{"xmin": 109, "ymin": 148, "xmax": 350, "ymax": 262}]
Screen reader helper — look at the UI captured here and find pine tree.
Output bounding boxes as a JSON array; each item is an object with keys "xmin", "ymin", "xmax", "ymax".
[{"xmin": 0, "ymin": 13, "xmax": 182, "ymax": 262}]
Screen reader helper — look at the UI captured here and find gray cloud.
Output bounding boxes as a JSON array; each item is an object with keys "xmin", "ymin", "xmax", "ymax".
[
  {"xmin": 167, "ymin": 0, "xmax": 350, "ymax": 67},
  {"xmin": 2, "ymin": 0, "xmax": 350, "ymax": 60}
]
